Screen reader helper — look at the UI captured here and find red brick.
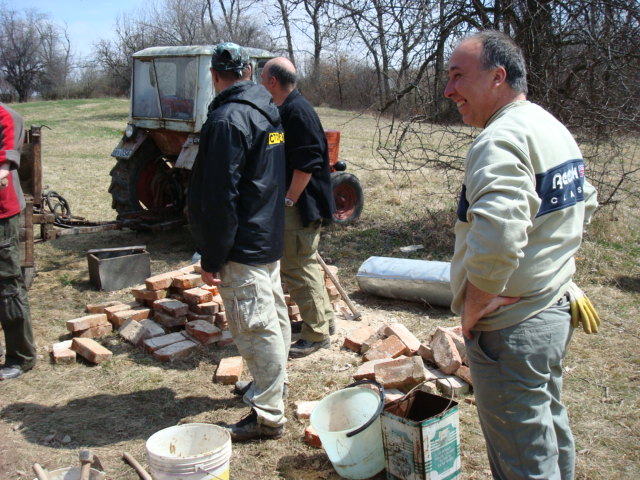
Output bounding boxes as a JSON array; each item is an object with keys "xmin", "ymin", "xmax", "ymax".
[
  {"xmin": 71, "ymin": 338, "xmax": 112, "ymax": 364},
  {"xmin": 51, "ymin": 340, "xmax": 76, "ymax": 364},
  {"xmin": 143, "ymin": 332, "xmax": 188, "ymax": 353},
  {"xmin": 145, "ymin": 272, "xmax": 174, "ymax": 291},
  {"xmin": 384, "ymin": 323, "xmax": 421, "ymax": 354},
  {"xmin": 443, "ymin": 327, "xmax": 466, "ymax": 364},
  {"xmin": 187, "ymin": 311, "xmax": 215, "ymax": 322},
  {"xmin": 215, "ymin": 356, "xmax": 244, "ymax": 384},
  {"xmin": 353, "ymin": 356, "xmax": 406, "ymax": 381},
  {"xmin": 131, "ymin": 286, "xmax": 168, "ymax": 302},
  {"xmin": 191, "ymin": 301, "xmax": 220, "ymax": 315},
  {"xmin": 295, "ymin": 400, "xmax": 319, "ymax": 419},
  {"xmin": 119, "ymin": 318, "xmax": 146, "ymax": 345},
  {"xmin": 361, "ymin": 333, "xmax": 384, "ymax": 354},
  {"xmin": 215, "ymin": 312, "xmax": 228, "ymax": 330},
  {"xmin": 216, "ymin": 330, "xmax": 234, "ymax": 347},
  {"xmin": 172, "ymin": 273, "xmax": 203, "ymax": 290},
  {"xmin": 178, "ymin": 264, "xmax": 197, "ymax": 274},
  {"xmin": 418, "ymin": 343, "xmax": 435, "ymax": 364},
  {"xmin": 153, "ymin": 339, "xmax": 198, "ymax": 362},
  {"xmin": 343, "ymin": 325, "xmax": 375, "ymax": 353},
  {"xmin": 201, "ymin": 284, "xmax": 219, "ymax": 296},
  {"xmin": 362, "ymin": 335, "xmax": 408, "ymax": 362},
  {"xmin": 109, "ymin": 308, "xmax": 152, "ymax": 328},
  {"xmin": 153, "ymin": 311, "xmax": 187, "ymax": 328},
  {"xmin": 374, "ymin": 356, "xmax": 425, "ymax": 389},
  {"xmin": 384, "ymin": 388, "xmax": 405, "ymax": 405},
  {"xmin": 153, "ymin": 298, "xmax": 189, "ymax": 317},
  {"xmin": 104, "ymin": 302, "xmax": 141, "ymax": 321},
  {"xmin": 85, "ymin": 301, "xmax": 122, "ymax": 314},
  {"xmin": 304, "ymin": 425, "xmax": 322, "ymax": 448},
  {"xmin": 211, "ymin": 295, "xmax": 224, "ymax": 311},
  {"xmin": 431, "ymin": 327, "xmax": 462, "ymax": 374},
  {"xmin": 66, "ymin": 314, "xmax": 109, "ymax": 333},
  {"xmin": 73, "ymin": 322, "xmax": 113, "ymax": 338},
  {"xmin": 182, "ymin": 287, "xmax": 213, "ymax": 305},
  {"xmin": 455, "ymin": 365, "xmax": 473, "ymax": 386},
  {"xmin": 185, "ymin": 320, "xmax": 222, "ymax": 345}
]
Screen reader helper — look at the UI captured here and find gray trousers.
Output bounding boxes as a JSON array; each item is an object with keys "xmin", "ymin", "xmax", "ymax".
[
  {"xmin": 465, "ymin": 297, "xmax": 575, "ymax": 480},
  {"xmin": 0, "ymin": 214, "xmax": 36, "ymax": 370},
  {"xmin": 218, "ymin": 260, "xmax": 290, "ymax": 427}
]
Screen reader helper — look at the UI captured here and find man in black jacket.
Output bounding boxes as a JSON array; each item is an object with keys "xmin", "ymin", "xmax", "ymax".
[
  {"xmin": 261, "ymin": 57, "xmax": 336, "ymax": 358},
  {"xmin": 188, "ymin": 43, "xmax": 289, "ymax": 441}
]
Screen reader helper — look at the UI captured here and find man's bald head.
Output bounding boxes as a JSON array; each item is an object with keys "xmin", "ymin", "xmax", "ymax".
[
  {"xmin": 262, "ymin": 57, "xmax": 297, "ymax": 105},
  {"xmin": 264, "ymin": 57, "xmax": 297, "ymax": 87}
]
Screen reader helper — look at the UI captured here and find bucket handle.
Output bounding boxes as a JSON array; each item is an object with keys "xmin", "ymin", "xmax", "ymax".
[{"xmin": 343, "ymin": 379, "xmax": 385, "ymax": 438}]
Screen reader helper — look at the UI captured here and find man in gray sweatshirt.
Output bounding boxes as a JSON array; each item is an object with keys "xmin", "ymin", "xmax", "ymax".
[{"xmin": 445, "ymin": 31, "xmax": 598, "ymax": 479}]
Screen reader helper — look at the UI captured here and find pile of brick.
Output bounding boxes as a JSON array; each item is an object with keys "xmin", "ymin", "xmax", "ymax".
[
  {"xmin": 301, "ymin": 322, "xmax": 471, "ymax": 448},
  {"xmin": 343, "ymin": 322, "xmax": 472, "ymax": 399},
  {"xmin": 50, "ymin": 261, "xmax": 346, "ymax": 369}
]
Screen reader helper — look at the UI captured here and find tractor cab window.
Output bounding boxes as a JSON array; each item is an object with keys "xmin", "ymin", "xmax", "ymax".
[{"xmin": 132, "ymin": 56, "xmax": 198, "ymax": 121}]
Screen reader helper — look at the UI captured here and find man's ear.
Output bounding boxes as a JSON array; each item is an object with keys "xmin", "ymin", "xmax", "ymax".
[{"xmin": 494, "ymin": 66, "xmax": 507, "ymax": 86}]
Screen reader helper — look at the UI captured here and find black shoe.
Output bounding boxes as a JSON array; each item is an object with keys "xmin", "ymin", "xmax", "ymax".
[
  {"xmin": 288, "ymin": 338, "xmax": 330, "ymax": 359},
  {"xmin": 233, "ymin": 380, "xmax": 289, "ymax": 399},
  {"xmin": 222, "ymin": 409, "xmax": 284, "ymax": 441},
  {"xmin": 0, "ymin": 366, "xmax": 23, "ymax": 381}
]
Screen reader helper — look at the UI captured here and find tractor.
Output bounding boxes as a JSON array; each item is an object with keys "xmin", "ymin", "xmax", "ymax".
[{"xmin": 109, "ymin": 45, "xmax": 363, "ymax": 229}]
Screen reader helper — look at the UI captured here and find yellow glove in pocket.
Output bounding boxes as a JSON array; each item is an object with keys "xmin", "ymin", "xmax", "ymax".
[{"xmin": 566, "ymin": 282, "xmax": 601, "ymax": 334}]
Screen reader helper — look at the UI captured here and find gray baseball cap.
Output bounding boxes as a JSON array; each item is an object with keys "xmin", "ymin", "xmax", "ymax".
[{"xmin": 211, "ymin": 42, "xmax": 249, "ymax": 72}]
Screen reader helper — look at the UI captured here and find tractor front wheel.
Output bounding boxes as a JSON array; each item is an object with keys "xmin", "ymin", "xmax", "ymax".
[{"xmin": 331, "ymin": 171, "xmax": 364, "ymax": 224}]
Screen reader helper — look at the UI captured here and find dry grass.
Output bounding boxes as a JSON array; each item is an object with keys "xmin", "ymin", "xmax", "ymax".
[{"xmin": 0, "ymin": 99, "xmax": 638, "ymax": 479}]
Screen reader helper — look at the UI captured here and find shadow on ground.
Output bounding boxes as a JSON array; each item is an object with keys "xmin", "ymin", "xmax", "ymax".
[{"xmin": 0, "ymin": 387, "xmax": 237, "ymax": 449}]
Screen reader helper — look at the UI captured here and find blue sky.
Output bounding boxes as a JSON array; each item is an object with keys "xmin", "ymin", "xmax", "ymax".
[{"xmin": 9, "ymin": 0, "xmax": 144, "ymax": 57}]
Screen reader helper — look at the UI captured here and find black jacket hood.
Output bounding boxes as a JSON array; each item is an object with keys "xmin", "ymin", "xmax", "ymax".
[{"xmin": 212, "ymin": 81, "xmax": 280, "ymax": 127}]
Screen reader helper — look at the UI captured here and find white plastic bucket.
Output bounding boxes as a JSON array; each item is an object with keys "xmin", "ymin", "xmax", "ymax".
[
  {"xmin": 146, "ymin": 423, "xmax": 232, "ymax": 480},
  {"xmin": 310, "ymin": 380, "xmax": 386, "ymax": 479}
]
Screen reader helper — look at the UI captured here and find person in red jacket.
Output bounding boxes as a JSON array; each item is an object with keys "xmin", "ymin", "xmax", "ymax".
[{"xmin": 0, "ymin": 102, "xmax": 36, "ymax": 381}]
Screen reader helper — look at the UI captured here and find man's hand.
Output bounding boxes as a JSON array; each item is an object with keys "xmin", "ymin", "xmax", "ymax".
[
  {"xmin": 0, "ymin": 164, "xmax": 10, "ymax": 190},
  {"xmin": 201, "ymin": 269, "xmax": 222, "ymax": 287},
  {"xmin": 461, "ymin": 281, "xmax": 520, "ymax": 340}
]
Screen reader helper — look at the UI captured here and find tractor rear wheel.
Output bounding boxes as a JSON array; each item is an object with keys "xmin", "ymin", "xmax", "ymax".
[
  {"xmin": 331, "ymin": 171, "xmax": 364, "ymax": 224},
  {"xmin": 109, "ymin": 152, "xmax": 183, "ymax": 219}
]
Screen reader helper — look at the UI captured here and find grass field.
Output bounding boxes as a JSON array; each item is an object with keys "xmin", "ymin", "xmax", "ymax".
[{"xmin": 0, "ymin": 99, "xmax": 638, "ymax": 479}]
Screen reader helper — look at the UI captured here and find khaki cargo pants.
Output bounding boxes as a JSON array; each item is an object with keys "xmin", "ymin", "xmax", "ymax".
[
  {"xmin": 218, "ymin": 260, "xmax": 290, "ymax": 428},
  {"xmin": 0, "ymin": 213, "xmax": 36, "ymax": 371},
  {"xmin": 280, "ymin": 206, "xmax": 334, "ymax": 342}
]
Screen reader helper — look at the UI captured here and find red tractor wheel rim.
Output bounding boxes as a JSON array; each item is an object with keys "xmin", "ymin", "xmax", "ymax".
[
  {"xmin": 136, "ymin": 159, "xmax": 176, "ymax": 210},
  {"xmin": 334, "ymin": 184, "xmax": 357, "ymax": 220}
]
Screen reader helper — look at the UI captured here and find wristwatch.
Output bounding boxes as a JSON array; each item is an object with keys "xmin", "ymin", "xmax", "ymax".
[{"xmin": 284, "ymin": 197, "xmax": 295, "ymax": 207}]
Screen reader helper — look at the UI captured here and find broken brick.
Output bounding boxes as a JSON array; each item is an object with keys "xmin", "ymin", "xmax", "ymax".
[
  {"xmin": 109, "ymin": 308, "xmax": 152, "ymax": 328},
  {"xmin": 431, "ymin": 327, "xmax": 462, "ymax": 374},
  {"xmin": 215, "ymin": 356, "xmax": 244, "ymax": 384},
  {"xmin": 304, "ymin": 425, "xmax": 322, "ymax": 448},
  {"xmin": 362, "ymin": 335, "xmax": 408, "ymax": 362},
  {"xmin": 51, "ymin": 340, "xmax": 76, "ymax": 364},
  {"xmin": 185, "ymin": 320, "xmax": 222, "ymax": 345},
  {"xmin": 73, "ymin": 322, "xmax": 113, "ymax": 338},
  {"xmin": 191, "ymin": 301, "xmax": 220, "ymax": 315},
  {"xmin": 374, "ymin": 356, "xmax": 425, "ymax": 389},
  {"xmin": 139, "ymin": 319, "xmax": 165, "ymax": 340},
  {"xmin": 295, "ymin": 400, "xmax": 319, "ymax": 419},
  {"xmin": 343, "ymin": 325, "xmax": 375, "ymax": 353},
  {"xmin": 455, "ymin": 365, "xmax": 473, "ymax": 386},
  {"xmin": 353, "ymin": 356, "xmax": 406, "ymax": 381},
  {"xmin": 130, "ymin": 286, "xmax": 168, "ymax": 302},
  {"xmin": 71, "ymin": 338, "xmax": 112, "ymax": 364},
  {"xmin": 384, "ymin": 323, "xmax": 421, "ymax": 354},
  {"xmin": 119, "ymin": 318, "xmax": 146, "ymax": 345}
]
